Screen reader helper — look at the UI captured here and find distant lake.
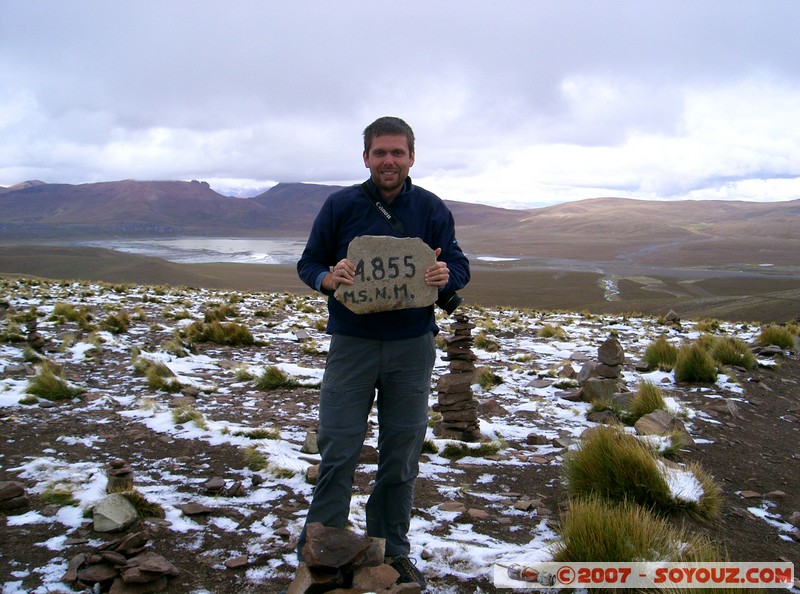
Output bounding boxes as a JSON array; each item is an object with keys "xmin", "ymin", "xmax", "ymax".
[
  {"xmin": 74, "ymin": 237, "xmax": 521, "ymax": 267},
  {"xmin": 77, "ymin": 237, "xmax": 308, "ymax": 265}
]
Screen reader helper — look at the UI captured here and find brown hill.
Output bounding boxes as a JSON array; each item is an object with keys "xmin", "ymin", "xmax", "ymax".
[
  {"xmin": 456, "ymin": 197, "xmax": 800, "ymax": 267},
  {"xmin": 1, "ymin": 179, "xmax": 799, "ymax": 269}
]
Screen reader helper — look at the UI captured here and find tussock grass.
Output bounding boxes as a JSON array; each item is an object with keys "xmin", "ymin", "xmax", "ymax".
[
  {"xmin": 301, "ymin": 339, "xmax": 324, "ymax": 355},
  {"xmin": 643, "ymin": 334, "xmax": 678, "ymax": 371},
  {"xmin": 627, "ymin": 380, "xmax": 666, "ymax": 422},
  {"xmin": 232, "ymin": 427, "xmax": 280, "ymax": 440},
  {"xmin": 172, "ymin": 404, "xmax": 208, "ymax": 430},
  {"xmin": 552, "ymin": 497, "xmax": 685, "ymax": 561},
  {"xmin": 40, "ymin": 484, "xmax": 79, "ymax": 507},
  {"xmin": 145, "ymin": 367, "xmax": 182, "ymax": 393},
  {"xmin": 477, "ymin": 366, "xmax": 503, "ymax": 390},
  {"xmin": 562, "ymin": 425, "xmax": 719, "ymax": 519},
  {"xmin": 441, "ymin": 441, "xmax": 501, "ymax": 460},
  {"xmin": 162, "ymin": 338, "xmax": 188, "ymax": 358},
  {"xmin": 51, "ymin": 302, "xmax": 93, "ymax": 327},
  {"xmin": 553, "ymin": 497, "xmax": 721, "ymax": 562},
  {"xmin": 758, "ymin": 323, "xmax": 796, "ymax": 349},
  {"xmin": 422, "ymin": 439, "xmax": 439, "ymax": 454},
  {"xmin": 537, "ymin": 323, "xmax": 567, "ymax": 339},
  {"xmin": 243, "ymin": 446, "xmax": 267, "ymax": 471},
  {"xmin": 26, "ymin": 360, "xmax": 86, "ymax": 401},
  {"xmin": 675, "ymin": 342, "xmax": 718, "ymax": 383},
  {"xmin": 255, "ymin": 365, "xmax": 299, "ymax": 390},
  {"xmin": 22, "ymin": 344, "xmax": 42, "ymax": 362},
  {"xmin": 711, "ymin": 336, "xmax": 756, "ymax": 369},
  {"xmin": 119, "ymin": 490, "xmax": 166, "ymax": 519},
  {"xmin": 234, "ymin": 366, "xmax": 255, "ymax": 382},
  {"xmin": 101, "ymin": 310, "xmax": 130, "ymax": 334},
  {"xmin": 694, "ymin": 318, "xmax": 721, "ymax": 333},
  {"xmin": 133, "ymin": 356, "xmax": 182, "ymax": 393},
  {"xmin": 473, "ymin": 331, "xmax": 500, "ymax": 352},
  {"xmin": 203, "ymin": 302, "xmax": 238, "ymax": 322},
  {"xmin": 184, "ymin": 320, "xmax": 254, "ymax": 345}
]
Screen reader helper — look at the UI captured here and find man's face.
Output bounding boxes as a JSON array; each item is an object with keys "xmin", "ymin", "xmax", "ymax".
[{"xmin": 363, "ymin": 134, "xmax": 415, "ymax": 199}]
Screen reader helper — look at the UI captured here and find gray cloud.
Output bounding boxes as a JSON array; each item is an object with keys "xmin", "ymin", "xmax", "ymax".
[{"xmin": 2, "ymin": 0, "xmax": 799, "ymax": 206}]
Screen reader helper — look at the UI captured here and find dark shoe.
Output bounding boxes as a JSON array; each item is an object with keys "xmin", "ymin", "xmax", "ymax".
[{"xmin": 387, "ymin": 555, "xmax": 427, "ymax": 590}]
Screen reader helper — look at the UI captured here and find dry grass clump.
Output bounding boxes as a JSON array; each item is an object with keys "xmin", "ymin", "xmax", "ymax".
[
  {"xmin": 119, "ymin": 490, "xmax": 166, "ymax": 519},
  {"xmin": 537, "ymin": 323, "xmax": 567, "ymax": 339},
  {"xmin": 643, "ymin": 334, "xmax": 678, "ymax": 371},
  {"xmin": 552, "ymin": 497, "xmax": 725, "ymax": 563},
  {"xmin": 203, "ymin": 302, "xmax": 239, "ymax": 322},
  {"xmin": 132, "ymin": 356, "xmax": 182, "ymax": 393},
  {"xmin": 674, "ymin": 342, "xmax": 718, "ymax": 383},
  {"xmin": 101, "ymin": 310, "xmax": 130, "ymax": 334},
  {"xmin": 440, "ymin": 441, "xmax": 501, "ymax": 460},
  {"xmin": 626, "ymin": 379, "xmax": 666, "ymax": 422},
  {"xmin": 562, "ymin": 425, "xmax": 720, "ymax": 520},
  {"xmin": 758, "ymin": 323, "xmax": 796, "ymax": 349},
  {"xmin": 477, "ymin": 366, "xmax": 503, "ymax": 390},
  {"xmin": 243, "ymin": 446, "xmax": 268, "ymax": 471},
  {"xmin": 171, "ymin": 404, "xmax": 208, "ymax": 430},
  {"xmin": 553, "ymin": 497, "xmax": 685, "ymax": 561},
  {"xmin": 473, "ymin": 331, "xmax": 500, "ymax": 352},
  {"xmin": 40, "ymin": 484, "xmax": 80, "ymax": 507},
  {"xmin": 26, "ymin": 360, "xmax": 86, "ymax": 401},
  {"xmin": 711, "ymin": 336, "xmax": 756, "ymax": 369},
  {"xmin": 51, "ymin": 302, "xmax": 94, "ymax": 329},
  {"xmin": 232, "ymin": 427, "xmax": 280, "ymax": 440},
  {"xmin": 183, "ymin": 320, "xmax": 254, "ymax": 345},
  {"xmin": 255, "ymin": 365, "xmax": 299, "ymax": 390}
]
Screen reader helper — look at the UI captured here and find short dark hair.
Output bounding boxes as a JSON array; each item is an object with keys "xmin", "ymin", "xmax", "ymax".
[{"xmin": 363, "ymin": 116, "xmax": 415, "ymax": 155}]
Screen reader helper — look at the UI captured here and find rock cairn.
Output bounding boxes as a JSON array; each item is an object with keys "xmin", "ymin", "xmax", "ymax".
[
  {"xmin": 0, "ymin": 481, "xmax": 29, "ymax": 513},
  {"xmin": 578, "ymin": 335, "xmax": 625, "ymax": 402},
  {"xmin": 433, "ymin": 313, "xmax": 481, "ymax": 442},
  {"xmin": 26, "ymin": 318, "xmax": 47, "ymax": 352},
  {"xmin": 286, "ymin": 522, "xmax": 420, "ymax": 593},
  {"xmin": 579, "ymin": 336, "xmax": 695, "ymax": 445},
  {"xmin": 61, "ymin": 530, "xmax": 179, "ymax": 593},
  {"xmin": 106, "ymin": 459, "xmax": 134, "ymax": 493}
]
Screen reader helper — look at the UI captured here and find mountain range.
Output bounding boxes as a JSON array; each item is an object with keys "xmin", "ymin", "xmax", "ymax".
[{"xmin": 2, "ymin": 179, "xmax": 799, "ymax": 268}]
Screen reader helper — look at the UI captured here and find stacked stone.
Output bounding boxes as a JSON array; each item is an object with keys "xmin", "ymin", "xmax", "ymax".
[
  {"xmin": 106, "ymin": 459, "xmax": 134, "ymax": 493},
  {"xmin": 596, "ymin": 336, "xmax": 625, "ymax": 379},
  {"xmin": 61, "ymin": 530, "xmax": 180, "ymax": 593},
  {"xmin": 433, "ymin": 313, "xmax": 482, "ymax": 442},
  {"xmin": 287, "ymin": 523, "xmax": 421, "ymax": 593},
  {"xmin": 578, "ymin": 336, "xmax": 625, "ymax": 402}
]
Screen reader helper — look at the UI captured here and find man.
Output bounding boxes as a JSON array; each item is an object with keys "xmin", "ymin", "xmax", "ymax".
[{"xmin": 296, "ymin": 116, "xmax": 470, "ymax": 589}]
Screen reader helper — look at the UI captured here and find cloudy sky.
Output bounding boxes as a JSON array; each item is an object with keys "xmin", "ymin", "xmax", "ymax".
[{"xmin": 2, "ymin": 1, "xmax": 799, "ymax": 208}]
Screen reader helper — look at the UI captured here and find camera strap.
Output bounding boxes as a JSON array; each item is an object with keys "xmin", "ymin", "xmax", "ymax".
[{"xmin": 360, "ymin": 181, "xmax": 405, "ymax": 236}]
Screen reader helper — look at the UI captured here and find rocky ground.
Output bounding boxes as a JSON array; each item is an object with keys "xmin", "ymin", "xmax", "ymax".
[{"xmin": 0, "ymin": 277, "xmax": 799, "ymax": 593}]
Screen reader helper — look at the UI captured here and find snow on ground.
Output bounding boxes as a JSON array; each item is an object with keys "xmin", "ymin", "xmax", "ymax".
[{"xmin": 0, "ymin": 277, "xmax": 777, "ymax": 592}]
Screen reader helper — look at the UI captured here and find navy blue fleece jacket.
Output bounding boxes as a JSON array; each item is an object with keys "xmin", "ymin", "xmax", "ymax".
[{"xmin": 297, "ymin": 178, "xmax": 470, "ymax": 340}]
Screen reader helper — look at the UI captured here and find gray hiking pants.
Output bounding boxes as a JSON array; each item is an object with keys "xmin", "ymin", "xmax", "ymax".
[{"xmin": 298, "ymin": 332, "xmax": 435, "ymax": 557}]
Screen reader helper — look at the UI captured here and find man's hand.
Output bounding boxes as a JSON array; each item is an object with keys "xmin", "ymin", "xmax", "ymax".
[
  {"xmin": 322, "ymin": 258, "xmax": 355, "ymax": 292},
  {"xmin": 425, "ymin": 248, "xmax": 449, "ymax": 288}
]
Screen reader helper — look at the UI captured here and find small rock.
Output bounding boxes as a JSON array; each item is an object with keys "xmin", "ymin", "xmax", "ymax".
[
  {"xmin": 739, "ymin": 490, "xmax": 762, "ymax": 499},
  {"xmin": 467, "ymin": 508, "xmax": 490, "ymax": 519},
  {"xmin": 438, "ymin": 501, "xmax": 466, "ymax": 513},
  {"xmin": 177, "ymin": 502, "xmax": 214, "ymax": 516},
  {"xmin": 301, "ymin": 431, "xmax": 319, "ymax": 454},
  {"xmin": 203, "ymin": 477, "xmax": 225, "ymax": 493},
  {"xmin": 93, "ymin": 493, "xmax": 140, "ymax": 533},
  {"xmin": 224, "ymin": 555, "xmax": 249, "ymax": 569}
]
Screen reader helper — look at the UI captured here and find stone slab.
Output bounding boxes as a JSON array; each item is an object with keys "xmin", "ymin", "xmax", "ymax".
[{"xmin": 334, "ymin": 236, "xmax": 436, "ymax": 314}]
